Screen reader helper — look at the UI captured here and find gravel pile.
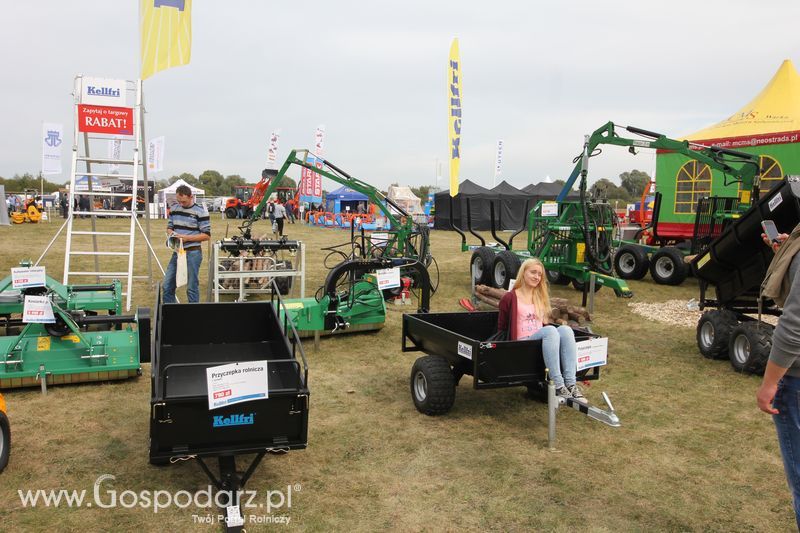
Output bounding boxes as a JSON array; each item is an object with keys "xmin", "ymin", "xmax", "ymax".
[{"xmin": 628, "ymin": 300, "xmax": 779, "ymax": 329}]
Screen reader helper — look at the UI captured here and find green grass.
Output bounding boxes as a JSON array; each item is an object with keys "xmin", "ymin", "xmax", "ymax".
[{"xmin": 0, "ymin": 216, "xmax": 793, "ymax": 532}]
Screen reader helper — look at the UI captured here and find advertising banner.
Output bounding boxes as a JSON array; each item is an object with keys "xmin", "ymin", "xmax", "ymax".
[
  {"xmin": 299, "ymin": 126, "xmax": 326, "ymax": 204},
  {"xmin": 267, "ymin": 131, "xmax": 280, "ymax": 168},
  {"xmin": 108, "ymin": 137, "xmax": 122, "ymax": 173},
  {"xmin": 448, "ymin": 38, "xmax": 462, "ymax": 196},
  {"xmin": 147, "ymin": 136, "xmax": 165, "ymax": 173},
  {"xmin": 78, "ymin": 105, "xmax": 134, "ymax": 136},
  {"xmin": 41, "ymin": 122, "xmax": 64, "ymax": 175},
  {"xmin": 81, "ymin": 77, "xmax": 127, "ymax": 106},
  {"xmin": 493, "ymin": 139, "xmax": 504, "ymax": 185},
  {"xmin": 140, "ymin": 0, "xmax": 193, "ymax": 80}
]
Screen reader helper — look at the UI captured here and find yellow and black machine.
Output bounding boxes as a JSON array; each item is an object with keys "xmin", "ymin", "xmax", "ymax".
[{"xmin": 10, "ymin": 194, "xmax": 42, "ymax": 224}]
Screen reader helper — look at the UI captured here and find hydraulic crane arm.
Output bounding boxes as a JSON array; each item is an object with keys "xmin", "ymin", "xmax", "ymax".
[{"xmin": 557, "ymin": 121, "xmax": 762, "ymax": 206}]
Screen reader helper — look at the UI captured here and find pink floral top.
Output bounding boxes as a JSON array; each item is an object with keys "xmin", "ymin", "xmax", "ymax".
[{"xmin": 514, "ymin": 296, "xmax": 543, "ymax": 340}]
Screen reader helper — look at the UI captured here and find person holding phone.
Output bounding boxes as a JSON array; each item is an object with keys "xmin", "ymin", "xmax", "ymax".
[{"xmin": 757, "ymin": 220, "xmax": 800, "ymax": 528}]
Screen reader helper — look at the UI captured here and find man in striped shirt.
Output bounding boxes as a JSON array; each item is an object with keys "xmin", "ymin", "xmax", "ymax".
[{"xmin": 163, "ymin": 185, "xmax": 211, "ymax": 303}]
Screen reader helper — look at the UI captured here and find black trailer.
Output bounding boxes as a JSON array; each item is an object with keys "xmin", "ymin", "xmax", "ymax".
[
  {"xmin": 149, "ymin": 287, "xmax": 309, "ymax": 532},
  {"xmin": 691, "ymin": 176, "xmax": 800, "ymax": 375},
  {"xmin": 402, "ymin": 310, "xmax": 619, "ymax": 448}
]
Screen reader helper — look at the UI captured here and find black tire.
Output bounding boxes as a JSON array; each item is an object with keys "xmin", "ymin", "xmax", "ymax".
[
  {"xmin": 224, "ymin": 207, "xmax": 238, "ymax": 219},
  {"xmin": 571, "ymin": 278, "xmax": 602, "ymax": 293},
  {"xmin": 696, "ymin": 310, "xmax": 737, "ymax": 359},
  {"xmin": 729, "ymin": 322, "xmax": 772, "ymax": 374},
  {"xmin": 274, "ymin": 260, "xmax": 293, "ymax": 295},
  {"xmin": 546, "ymin": 270, "xmax": 570, "ymax": 285},
  {"xmin": 0, "ymin": 410, "xmax": 9, "ymax": 473},
  {"xmin": 491, "ymin": 251, "xmax": 522, "ymax": 289},
  {"xmin": 410, "ymin": 356, "xmax": 455, "ymax": 415},
  {"xmin": 649, "ymin": 246, "xmax": 688, "ymax": 285},
  {"xmin": 613, "ymin": 244, "xmax": 650, "ymax": 280},
  {"xmin": 470, "ymin": 247, "xmax": 495, "ymax": 286}
]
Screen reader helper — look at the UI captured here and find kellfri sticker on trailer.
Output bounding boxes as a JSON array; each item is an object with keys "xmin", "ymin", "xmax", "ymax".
[{"xmin": 78, "ymin": 104, "xmax": 134, "ymax": 135}]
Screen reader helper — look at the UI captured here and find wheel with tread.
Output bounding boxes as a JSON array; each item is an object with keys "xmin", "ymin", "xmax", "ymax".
[
  {"xmin": 224, "ymin": 207, "xmax": 238, "ymax": 219},
  {"xmin": 696, "ymin": 310, "xmax": 737, "ymax": 359},
  {"xmin": 470, "ymin": 247, "xmax": 495, "ymax": 286},
  {"xmin": 729, "ymin": 322, "xmax": 772, "ymax": 374},
  {"xmin": 410, "ymin": 355, "xmax": 455, "ymax": 415},
  {"xmin": 492, "ymin": 251, "xmax": 522, "ymax": 289},
  {"xmin": 613, "ymin": 244, "xmax": 650, "ymax": 280},
  {"xmin": 0, "ymin": 410, "xmax": 9, "ymax": 473},
  {"xmin": 649, "ymin": 246, "xmax": 688, "ymax": 285}
]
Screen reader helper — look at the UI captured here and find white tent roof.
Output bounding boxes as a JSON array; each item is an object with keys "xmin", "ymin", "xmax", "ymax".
[
  {"xmin": 159, "ymin": 179, "xmax": 205, "ymax": 195},
  {"xmin": 387, "ymin": 185, "xmax": 422, "ymax": 213}
]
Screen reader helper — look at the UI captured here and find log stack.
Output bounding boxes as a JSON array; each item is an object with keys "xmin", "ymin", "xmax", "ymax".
[{"xmin": 474, "ymin": 285, "xmax": 590, "ymax": 327}]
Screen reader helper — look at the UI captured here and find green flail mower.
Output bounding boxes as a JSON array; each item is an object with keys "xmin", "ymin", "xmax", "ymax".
[{"xmin": 0, "ymin": 265, "xmax": 149, "ymax": 391}]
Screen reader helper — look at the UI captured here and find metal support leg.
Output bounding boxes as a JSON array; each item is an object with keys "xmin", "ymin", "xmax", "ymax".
[
  {"xmin": 547, "ymin": 376, "xmax": 557, "ymax": 451},
  {"xmin": 588, "ymin": 272, "xmax": 596, "ymax": 315}
]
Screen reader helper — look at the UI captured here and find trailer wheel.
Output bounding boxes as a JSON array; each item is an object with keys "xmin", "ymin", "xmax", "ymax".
[
  {"xmin": 410, "ymin": 356, "xmax": 455, "ymax": 415},
  {"xmin": 492, "ymin": 251, "xmax": 522, "ymax": 289},
  {"xmin": 729, "ymin": 322, "xmax": 772, "ymax": 374},
  {"xmin": 470, "ymin": 247, "xmax": 495, "ymax": 286},
  {"xmin": 546, "ymin": 270, "xmax": 570, "ymax": 285},
  {"xmin": 613, "ymin": 244, "xmax": 650, "ymax": 280},
  {"xmin": 224, "ymin": 207, "xmax": 238, "ymax": 219},
  {"xmin": 696, "ymin": 310, "xmax": 737, "ymax": 359},
  {"xmin": 0, "ymin": 411, "xmax": 9, "ymax": 473},
  {"xmin": 649, "ymin": 246, "xmax": 688, "ymax": 285}
]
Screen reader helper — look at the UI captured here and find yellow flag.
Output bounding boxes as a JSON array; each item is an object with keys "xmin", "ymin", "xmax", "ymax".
[
  {"xmin": 140, "ymin": 0, "xmax": 192, "ymax": 80},
  {"xmin": 448, "ymin": 38, "xmax": 462, "ymax": 197}
]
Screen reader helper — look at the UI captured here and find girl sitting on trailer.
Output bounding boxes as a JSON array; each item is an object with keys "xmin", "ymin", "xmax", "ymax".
[{"xmin": 496, "ymin": 258, "xmax": 585, "ymax": 402}]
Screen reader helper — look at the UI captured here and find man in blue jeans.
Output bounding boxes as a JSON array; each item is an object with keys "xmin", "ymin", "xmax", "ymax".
[
  {"xmin": 758, "ymin": 226, "xmax": 800, "ymax": 528},
  {"xmin": 162, "ymin": 185, "xmax": 211, "ymax": 303}
]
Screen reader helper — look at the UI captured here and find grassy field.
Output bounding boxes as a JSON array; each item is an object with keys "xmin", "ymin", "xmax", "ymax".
[{"xmin": 0, "ymin": 216, "xmax": 793, "ymax": 532}]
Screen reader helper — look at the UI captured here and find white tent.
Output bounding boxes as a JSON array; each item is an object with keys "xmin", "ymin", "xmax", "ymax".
[
  {"xmin": 387, "ymin": 185, "xmax": 422, "ymax": 214},
  {"xmin": 157, "ymin": 179, "xmax": 205, "ymax": 218}
]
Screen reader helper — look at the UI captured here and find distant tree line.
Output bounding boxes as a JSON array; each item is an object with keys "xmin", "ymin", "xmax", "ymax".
[
  {"xmin": 589, "ymin": 170, "xmax": 652, "ymax": 204},
  {"xmin": 0, "ymin": 173, "xmax": 62, "ymax": 193},
  {"xmin": 161, "ymin": 171, "xmax": 297, "ymax": 197}
]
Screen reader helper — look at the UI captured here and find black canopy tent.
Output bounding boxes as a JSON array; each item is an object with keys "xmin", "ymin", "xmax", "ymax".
[
  {"xmin": 433, "ymin": 180, "xmax": 494, "ymax": 230},
  {"xmin": 434, "ymin": 180, "xmax": 581, "ymax": 231},
  {"xmin": 491, "ymin": 180, "xmax": 528, "ymax": 230}
]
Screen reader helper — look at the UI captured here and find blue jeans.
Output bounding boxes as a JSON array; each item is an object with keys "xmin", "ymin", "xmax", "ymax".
[
  {"xmin": 773, "ymin": 375, "xmax": 800, "ymax": 529},
  {"xmin": 162, "ymin": 248, "xmax": 202, "ymax": 303},
  {"xmin": 525, "ymin": 325, "xmax": 577, "ymax": 388}
]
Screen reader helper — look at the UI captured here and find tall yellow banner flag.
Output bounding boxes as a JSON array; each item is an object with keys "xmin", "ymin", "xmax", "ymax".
[
  {"xmin": 140, "ymin": 0, "xmax": 192, "ymax": 80},
  {"xmin": 448, "ymin": 38, "xmax": 462, "ymax": 197}
]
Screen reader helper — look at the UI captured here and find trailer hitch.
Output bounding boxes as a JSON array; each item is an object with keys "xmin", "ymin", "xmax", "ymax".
[{"xmin": 547, "ymin": 378, "xmax": 620, "ymax": 451}]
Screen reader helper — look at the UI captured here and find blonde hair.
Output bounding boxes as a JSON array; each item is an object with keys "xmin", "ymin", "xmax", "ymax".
[{"xmin": 513, "ymin": 258, "xmax": 551, "ymax": 318}]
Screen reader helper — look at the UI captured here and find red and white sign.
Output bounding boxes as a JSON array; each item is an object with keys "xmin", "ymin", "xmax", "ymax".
[
  {"xmin": 78, "ymin": 104, "xmax": 134, "ymax": 136},
  {"xmin": 299, "ymin": 155, "xmax": 323, "ymax": 199}
]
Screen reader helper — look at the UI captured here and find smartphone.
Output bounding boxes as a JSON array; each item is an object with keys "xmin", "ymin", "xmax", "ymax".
[{"xmin": 762, "ymin": 219, "xmax": 780, "ymax": 243}]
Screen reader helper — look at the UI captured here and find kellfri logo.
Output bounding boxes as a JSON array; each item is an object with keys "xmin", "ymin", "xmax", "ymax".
[
  {"xmin": 86, "ymin": 86, "xmax": 121, "ymax": 99},
  {"xmin": 213, "ymin": 413, "xmax": 255, "ymax": 428}
]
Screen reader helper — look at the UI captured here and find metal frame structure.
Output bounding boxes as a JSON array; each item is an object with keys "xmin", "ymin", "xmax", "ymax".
[
  {"xmin": 211, "ymin": 240, "xmax": 306, "ymax": 302},
  {"xmin": 37, "ymin": 75, "xmax": 163, "ymax": 311}
]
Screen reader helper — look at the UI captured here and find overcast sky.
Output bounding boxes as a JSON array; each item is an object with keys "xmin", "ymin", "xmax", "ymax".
[{"xmin": 2, "ymin": 1, "xmax": 799, "ymax": 192}]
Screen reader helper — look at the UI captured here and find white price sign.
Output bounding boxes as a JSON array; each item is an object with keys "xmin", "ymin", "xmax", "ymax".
[
  {"xmin": 22, "ymin": 295, "xmax": 56, "ymax": 324},
  {"xmin": 206, "ymin": 361, "xmax": 269, "ymax": 410},
  {"xmin": 576, "ymin": 337, "xmax": 608, "ymax": 371},
  {"xmin": 12, "ymin": 266, "xmax": 46, "ymax": 288},
  {"xmin": 541, "ymin": 202, "xmax": 558, "ymax": 217},
  {"xmin": 375, "ymin": 267, "xmax": 401, "ymax": 290},
  {"xmin": 370, "ymin": 232, "xmax": 389, "ymax": 246}
]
